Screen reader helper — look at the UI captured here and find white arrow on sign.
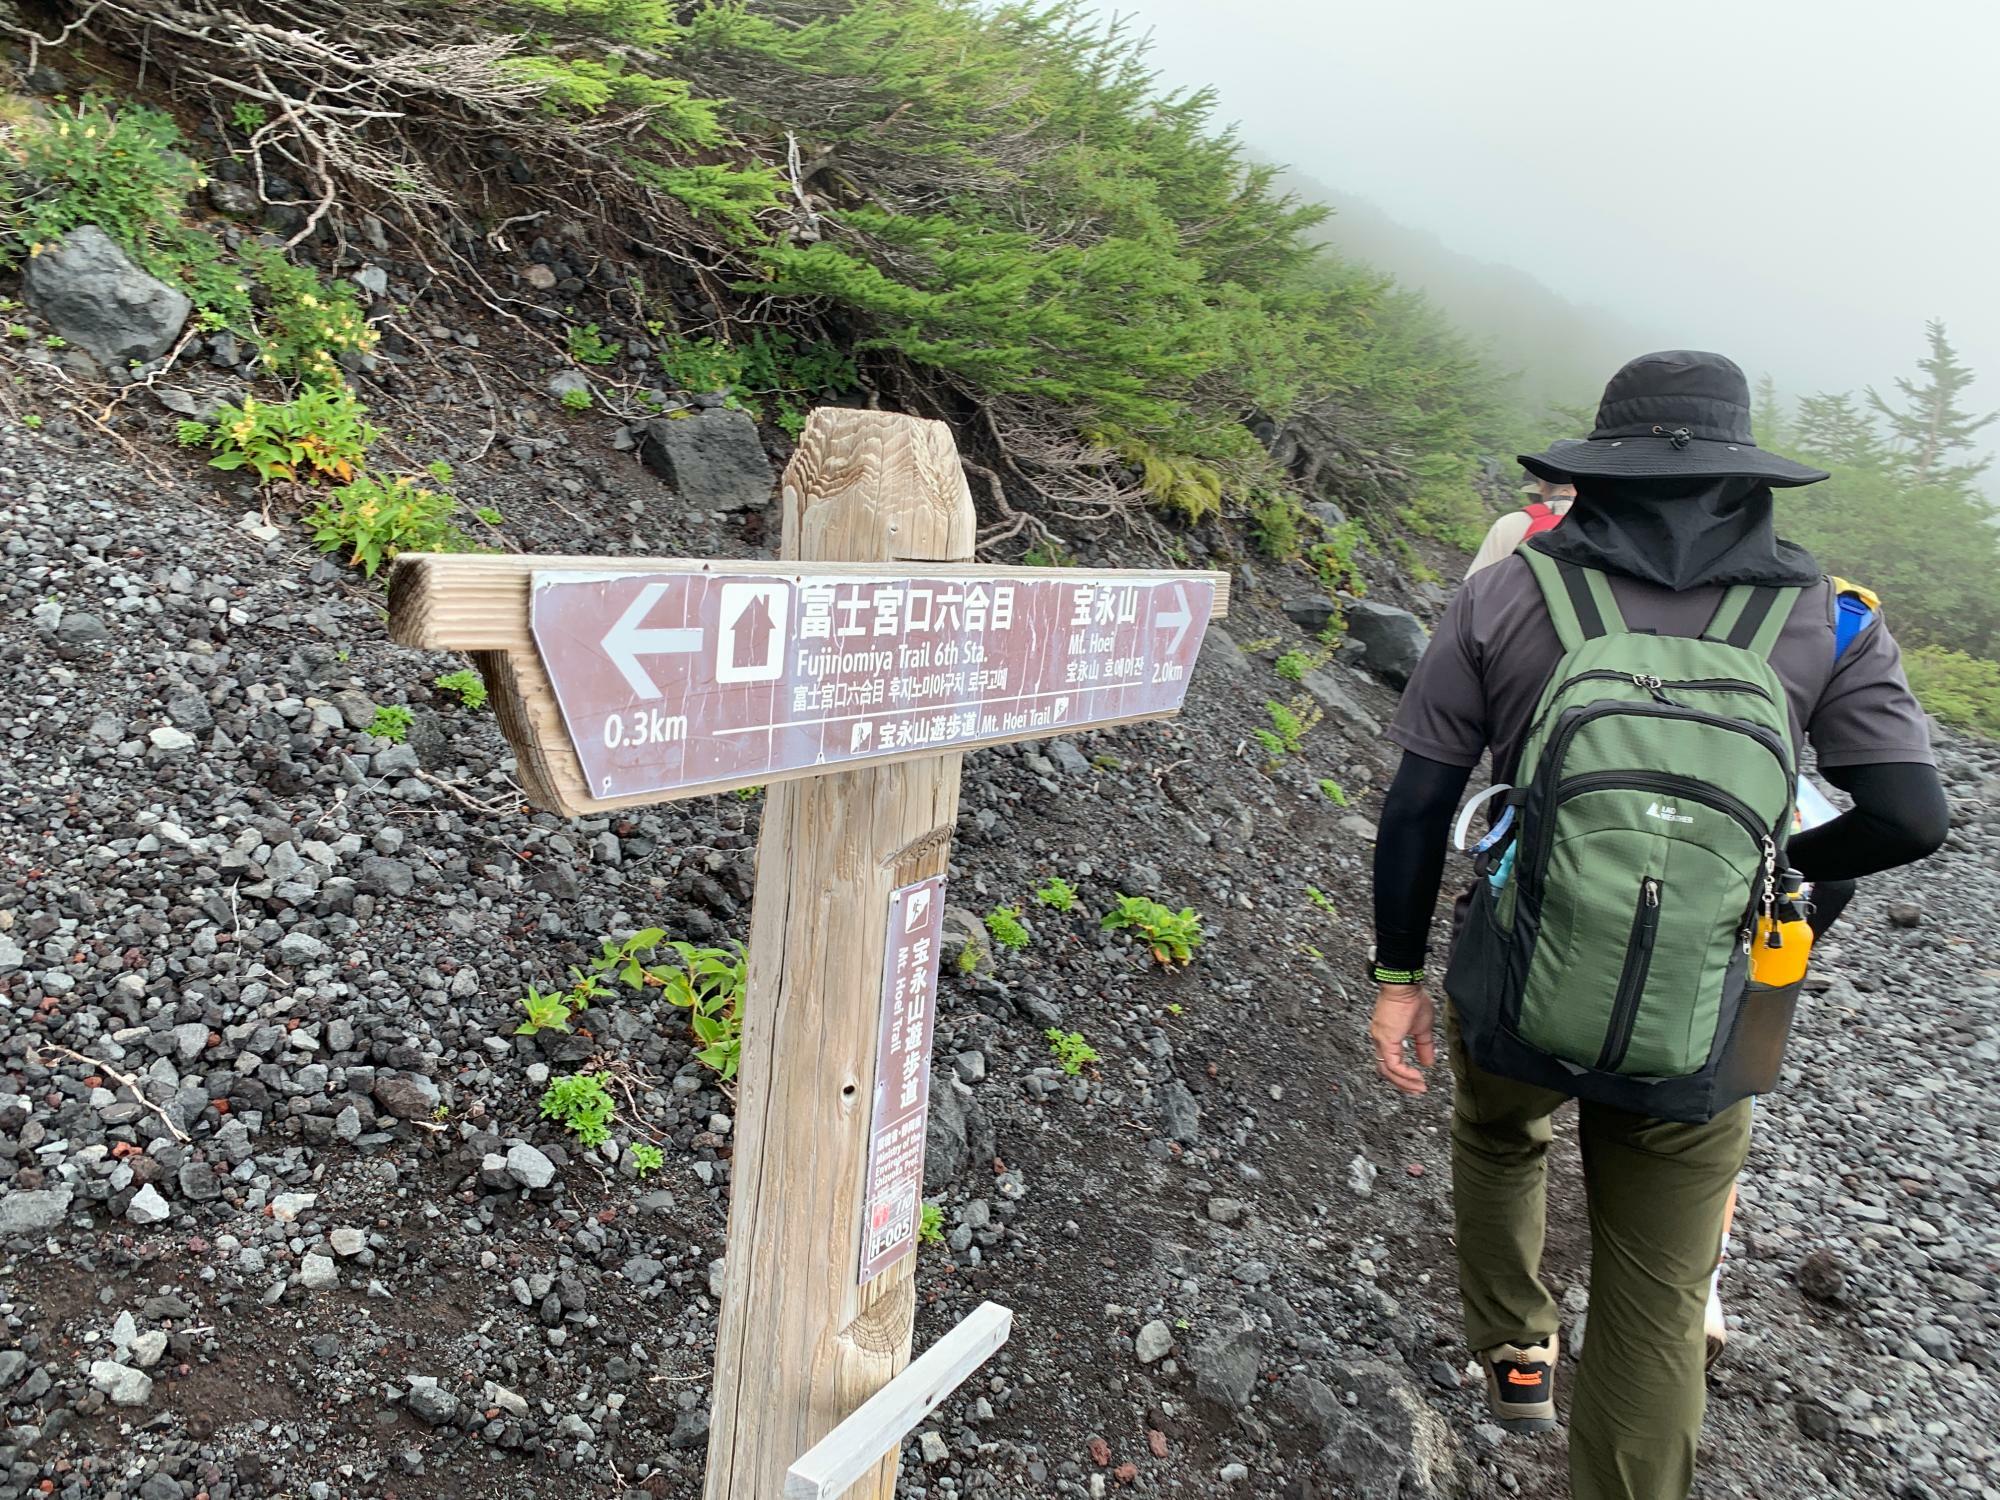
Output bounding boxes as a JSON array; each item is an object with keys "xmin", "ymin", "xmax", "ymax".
[
  {"xmin": 601, "ymin": 582, "xmax": 703, "ymax": 700},
  {"xmin": 1156, "ymin": 583, "xmax": 1193, "ymax": 654}
]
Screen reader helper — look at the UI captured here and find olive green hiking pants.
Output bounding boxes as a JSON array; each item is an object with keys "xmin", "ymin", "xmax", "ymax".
[{"xmin": 1446, "ymin": 1011, "xmax": 1751, "ymax": 1500}]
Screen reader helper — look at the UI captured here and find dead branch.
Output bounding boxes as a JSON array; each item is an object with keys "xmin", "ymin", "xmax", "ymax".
[{"xmin": 35, "ymin": 1043, "xmax": 193, "ymax": 1144}]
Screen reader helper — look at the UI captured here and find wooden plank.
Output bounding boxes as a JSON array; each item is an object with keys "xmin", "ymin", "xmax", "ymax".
[
  {"xmin": 783, "ymin": 1302, "xmax": 1014, "ymax": 1500},
  {"xmin": 387, "ymin": 553, "xmax": 1230, "ymax": 653},
  {"xmin": 703, "ymin": 408, "xmax": 975, "ymax": 1500}
]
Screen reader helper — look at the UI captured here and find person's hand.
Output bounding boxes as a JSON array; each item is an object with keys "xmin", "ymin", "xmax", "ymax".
[{"xmin": 1370, "ymin": 983, "xmax": 1437, "ymax": 1095}]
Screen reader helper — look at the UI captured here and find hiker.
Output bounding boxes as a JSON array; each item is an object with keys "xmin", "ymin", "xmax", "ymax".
[
  {"xmin": 1466, "ymin": 451, "xmax": 1580, "ymax": 577},
  {"xmin": 1366, "ymin": 350, "xmax": 1949, "ymax": 1500},
  {"xmin": 1459, "ymin": 447, "xmax": 1880, "ymax": 1370}
]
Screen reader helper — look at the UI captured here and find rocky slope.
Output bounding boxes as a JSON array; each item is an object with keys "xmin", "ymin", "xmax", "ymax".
[{"xmin": 1, "ymin": 267, "xmax": 1997, "ymax": 1500}]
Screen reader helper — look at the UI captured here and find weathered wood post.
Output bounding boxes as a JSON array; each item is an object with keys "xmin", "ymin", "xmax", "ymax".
[
  {"xmin": 703, "ymin": 409, "xmax": 975, "ymax": 1499},
  {"xmin": 386, "ymin": 405, "xmax": 1227, "ymax": 1497}
]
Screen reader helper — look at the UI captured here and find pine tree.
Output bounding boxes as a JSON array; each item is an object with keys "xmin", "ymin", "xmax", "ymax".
[
  {"xmin": 1792, "ymin": 391, "xmax": 1887, "ymax": 470},
  {"xmin": 1752, "ymin": 372, "xmax": 1790, "ymax": 450},
  {"xmin": 1865, "ymin": 320, "xmax": 1997, "ymax": 484}
]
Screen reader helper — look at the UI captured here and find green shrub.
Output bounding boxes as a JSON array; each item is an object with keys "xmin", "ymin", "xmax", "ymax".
[
  {"xmin": 1044, "ymin": 1028, "xmax": 1100, "ymax": 1076},
  {"xmin": 1307, "ymin": 519, "xmax": 1369, "ymax": 596},
  {"xmin": 918, "ymin": 1201, "xmax": 945, "ymax": 1246},
  {"xmin": 590, "ymin": 930, "xmax": 748, "ymax": 1081},
  {"xmin": 1101, "ymin": 895, "xmax": 1204, "ymax": 967},
  {"xmin": 1318, "ymin": 778, "xmax": 1349, "ymax": 806},
  {"xmin": 1253, "ymin": 699, "xmax": 1313, "ymax": 758},
  {"xmin": 3, "ymin": 95, "xmax": 248, "ymax": 325},
  {"xmin": 305, "ymin": 471, "xmax": 468, "ymax": 578},
  {"xmin": 1033, "ymin": 877, "xmax": 1078, "ymax": 913},
  {"xmin": 368, "ymin": 705, "xmax": 414, "ymax": 742},
  {"xmin": 181, "ymin": 385, "xmax": 380, "ymax": 485},
  {"xmin": 984, "ymin": 906, "xmax": 1030, "ymax": 951},
  {"xmin": 1904, "ymin": 647, "xmax": 2000, "ymax": 737},
  {"xmin": 1274, "ymin": 650, "xmax": 1311, "ymax": 683},
  {"xmin": 560, "ymin": 386, "xmax": 594, "ymax": 411},
  {"xmin": 435, "ymin": 669, "xmax": 488, "ymax": 711},
  {"xmin": 237, "ymin": 242, "xmax": 377, "ymax": 384},
  {"xmin": 1250, "ymin": 490, "xmax": 1307, "ymax": 561},
  {"xmin": 539, "ymin": 1072, "xmax": 616, "ymax": 1148}
]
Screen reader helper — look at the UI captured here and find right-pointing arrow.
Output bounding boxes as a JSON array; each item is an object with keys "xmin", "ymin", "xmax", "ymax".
[
  {"xmin": 1156, "ymin": 583, "xmax": 1192, "ymax": 654},
  {"xmin": 601, "ymin": 582, "xmax": 703, "ymax": 700}
]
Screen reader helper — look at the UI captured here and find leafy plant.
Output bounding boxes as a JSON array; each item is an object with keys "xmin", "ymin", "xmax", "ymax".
[
  {"xmin": 1101, "ymin": 895, "xmax": 1205, "ymax": 967},
  {"xmin": 474, "ymin": 505, "xmax": 505, "ymax": 526},
  {"xmin": 567, "ymin": 321, "xmax": 620, "ymax": 365},
  {"xmin": 560, "ymin": 386, "xmax": 594, "ymax": 411},
  {"xmin": 1250, "ymin": 490, "xmax": 1308, "ymax": 562},
  {"xmin": 1274, "ymin": 650, "xmax": 1311, "ymax": 683},
  {"xmin": 1254, "ymin": 699, "xmax": 1310, "ymax": 758},
  {"xmin": 3, "ymin": 95, "xmax": 249, "ymax": 326},
  {"xmin": 305, "ymin": 471, "xmax": 468, "ymax": 577},
  {"xmin": 1044, "ymin": 1028, "xmax": 1100, "ymax": 1076},
  {"xmin": 182, "ymin": 386, "xmax": 380, "ymax": 485},
  {"xmin": 21, "ymin": 413, "xmax": 43, "ymax": 430},
  {"xmin": 539, "ymin": 1072, "xmax": 615, "ymax": 1149},
  {"xmin": 435, "ymin": 669, "xmax": 488, "ymax": 710},
  {"xmin": 1033, "ymin": 877, "xmax": 1078, "ymax": 913},
  {"xmin": 1306, "ymin": 885, "xmax": 1337, "ymax": 915},
  {"xmin": 628, "ymin": 1141, "xmax": 665, "ymax": 1177},
  {"xmin": 591, "ymin": 931, "xmax": 748, "ymax": 1081},
  {"xmin": 231, "ymin": 101, "xmax": 268, "ymax": 134},
  {"xmin": 368, "ymin": 705, "xmax": 414, "ymax": 742},
  {"xmin": 984, "ymin": 906, "xmax": 1030, "ymax": 951},
  {"xmin": 955, "ymin": 936, "xmax": 987, "ymax": 976},
  {"xmin": 733, "ymin": 784, "xmax": 763, "ymax": 800},
  {"xmin": 237, "ymin": 241, "xmax": 377, "ymax": 383},
  {"xmin": 516, "ymin": 982, "xmax": 584, "ymax": 1036},
  {"xmin": 1308, "ymin": 520, "xmax": 1370, "ymax": 597},
  {"xmin": 1021, "ymin": 539, "xmax": 1078, "ymax": 569},
  {"xmin": 918, "ymin": 1201, "xmax": 945, "ymax": 1247},
  {"xmin": 1319, "ymin": 779, "xmax": 1349, "ymax": 806}
]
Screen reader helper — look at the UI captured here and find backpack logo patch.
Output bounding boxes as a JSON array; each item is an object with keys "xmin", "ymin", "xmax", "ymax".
[{"xmin": 1645, "ymin": 802, "xmax": 1695, "ymax": 825}]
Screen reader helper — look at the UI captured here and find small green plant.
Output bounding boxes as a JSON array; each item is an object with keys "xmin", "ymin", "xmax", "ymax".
[
  {"xmin": 560, "ymin": 386, "xmax": 594, "ymax": 411},
  {"xmin": 20, "ymin": 413, "xmax": 42, "ymax": 430},
  {"xmin": 40, "ymin": 334, "xmax": 65, "ymax": 350},
  {"xmin": 984, "ymin": 906, "xmax": 1030, "ymax": 952},
  {"xmin": 368, "ymin": 704, "xmax": 414, "ymax": 742},
  {"xmin": 657, "ymin": 336, "xmax": 749, "ymax": 401},
  {"xmin": 918, "ymin": 1201, "xmax": 945, "ymax": 1247},
  {"xmin": 514, "ymin": 966, "xmax": 609, "ymax": 1036},
  {"xmin": 1250, "ymin": 489, "xmax": 1307, "ymax": 561},
  {"xmin": 591, "ymin": 931, "xmax": 747, "ymax": 1081},
  {"xmin": 1102, "ymin": 895, "xmax": 1205, "ymax": 967},
  {"xmin": 1021, "ymin": 539, "xmax": 1078, "ymax": 569},
  {"xmin": 1033, "ymin": 877, "xmax": 1078, "ymax": 913},
  {"xmin": 956, "ymin": 937, "xmax": 986, "ymax": 976},
  {"xmin": 474, "ymin": 505, "xmax": 505, "ymax": 526},
  {"xmin": 1318, "ymin": 779, "xmax": 1349, "ymax": 806},
  {"xmin": 1044, "ymin": 1028, "xmax": 1101, "ymax": 1076},
  {"xmin": 567, "ymin": 322, "xmax": 620, "ymax": 366},
  {"xmin": 539, "ymin": 1071, "xmax": 615, "ymax": 1148},
  {"xmin": 1306, "ymin": 885, "xmax": 1337, "ymax": 916},
  {"xmin": 6, "ymin": 322, "xmax": 30, "ymax": 341},
  {"xmin": 1274, "ymin": 650, "xmax": 1311, "ymax": 683},
  {"xmin": 628, "ymin": 1141, "xmax": 665, "ymax": 1177},
  {"xmin": 182, "ymin": 386, "xmax": 380, "ymax": 485},
  {"xmin": 231, "ymin": 101, "xmax": 268, "ymax": 135},
  {"xmin": 435, "ymin": 669, "xmax": 488, "ymax": 711},
  {"xmin": 1308, "ymin": 519, "xmax": 1369, "ymax": 597},
  {"xmin": 305, "ymin": 471, "xmax": 468, "ymax": 577},
  {"xmin": 237, "ymin": 241, "xmax": 377, "ymax": 383},
  {"xmin": 1905, "ymin": 646, "xmax": 2000, "ymax": 737},
  {"xmin": 1254, "ymin": 699, "xmax": 1309, "ymax": 758},
  {"xmin": 1164, "ymin": 1002, "xmax": 1184, "ymax": 1016},
  {"xmin": 734, "ymin": 784, "xmax": 763, "ymax": 800}
]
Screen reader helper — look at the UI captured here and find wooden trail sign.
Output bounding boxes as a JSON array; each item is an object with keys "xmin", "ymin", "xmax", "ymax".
[{"xmin": 387, "ymin": 409, "xmax": 1228, "ymax": 1499}]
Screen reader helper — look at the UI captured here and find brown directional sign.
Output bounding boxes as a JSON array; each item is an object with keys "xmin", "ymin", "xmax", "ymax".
[{"xmin": 529, "ymin": 569, "xmax": 1217, "ymax": 802}]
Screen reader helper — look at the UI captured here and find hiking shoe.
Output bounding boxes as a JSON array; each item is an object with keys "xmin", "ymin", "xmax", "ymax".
[
  {"xmin": 1704, "ymin": 1284, "xmax": 1728, "ymax": 1370},
  {"xmin": 1480, "ymin": 1337, "xmax": 1558, "ymax": 1433}
]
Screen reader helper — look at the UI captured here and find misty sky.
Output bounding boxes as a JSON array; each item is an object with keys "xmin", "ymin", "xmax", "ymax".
[{"xmin": 1105, "ymin": 0, "xmax": 2000, "ymax": 440}]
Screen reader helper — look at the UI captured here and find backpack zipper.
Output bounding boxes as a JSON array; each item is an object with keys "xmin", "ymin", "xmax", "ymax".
[
  {"xmin": 1520, "ymin": 673, "xmax": 1777, "ymax": 768},
  {"xmin": 1555, "ymin": 770, "xmax": 1770, "ymax": 846},
  {"xmin": 1596, "ymin": 877, "xmax": 1661, "ymax": 1071}
]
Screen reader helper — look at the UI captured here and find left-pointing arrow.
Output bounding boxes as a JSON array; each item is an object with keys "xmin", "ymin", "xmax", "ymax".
[{"xmin": 601, "ymin": 582, "xmax": 703, "ymax": 700}]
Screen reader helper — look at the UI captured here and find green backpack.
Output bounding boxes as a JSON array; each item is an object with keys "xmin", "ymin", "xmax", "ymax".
[{"xmin": 1444, "ymin": 549, "xmax": 1807, "ymax": 1122}]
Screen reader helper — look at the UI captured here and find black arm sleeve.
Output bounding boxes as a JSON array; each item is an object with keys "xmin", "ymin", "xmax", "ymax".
[
  {"xmin": 1372, "ymin": 750, "xmax": 1475, "ymax": 970},
  {"xmin": 1789, "ymin": 761, "xmax": 1950, "ymax": 883}
]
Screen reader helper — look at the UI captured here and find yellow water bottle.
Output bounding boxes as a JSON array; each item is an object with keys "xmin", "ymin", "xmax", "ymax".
[{"xmin": 1751, "ymin": 870, "xmax": 1813, "ymax": 986}]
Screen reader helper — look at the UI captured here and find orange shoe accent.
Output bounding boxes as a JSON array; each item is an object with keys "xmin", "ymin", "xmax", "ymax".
[{"xmin": 1505, "ymin": 1368, "xmax": 1545, "ymax": 1387}]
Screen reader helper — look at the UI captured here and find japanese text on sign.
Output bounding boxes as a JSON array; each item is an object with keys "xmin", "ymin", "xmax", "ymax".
[{"xmin": 859, "ymin": 875, "xmax": 948, "ymax": 1283}]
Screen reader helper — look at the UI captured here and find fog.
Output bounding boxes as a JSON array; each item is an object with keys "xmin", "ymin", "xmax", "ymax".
[{"xmin": 1104, "ymin": 0, "xmax": 2000, "ymax": 448}]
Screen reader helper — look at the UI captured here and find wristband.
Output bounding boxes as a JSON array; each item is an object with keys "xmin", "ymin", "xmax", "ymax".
[{"xmin": 1371, "ymin": 964, "xmax": 1426, "ymax": 987}]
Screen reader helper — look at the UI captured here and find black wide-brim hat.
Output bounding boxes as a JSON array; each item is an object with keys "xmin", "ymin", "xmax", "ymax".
[{"xmin": 1519, "ymin": 350, "xmax": 1829, "ymax": 488}]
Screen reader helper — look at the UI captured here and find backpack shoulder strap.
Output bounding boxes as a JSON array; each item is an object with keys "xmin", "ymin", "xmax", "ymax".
[
  {"xmin": 1700, "ymin": 583, "xmax": 1805, "ymax": 659},
  {"xmin": 1518, "ymin": 547, "xmax": 1626, "ymax": 653}
]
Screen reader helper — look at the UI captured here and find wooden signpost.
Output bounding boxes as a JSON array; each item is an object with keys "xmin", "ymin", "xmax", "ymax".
[{"xmin": 388, "ymin": 408, "xmax": 1228, "ymax": 1499}]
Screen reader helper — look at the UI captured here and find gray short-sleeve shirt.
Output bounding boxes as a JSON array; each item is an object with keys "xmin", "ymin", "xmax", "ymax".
[{"xmin": 1388, "ymin": 556, "xmax": 1934, "ymax": 780}]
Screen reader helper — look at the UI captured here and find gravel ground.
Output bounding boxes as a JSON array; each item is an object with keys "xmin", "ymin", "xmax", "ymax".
[{"xmin": 1, "ymin": 304, "xmax": 1996, "ymax": 1500}]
